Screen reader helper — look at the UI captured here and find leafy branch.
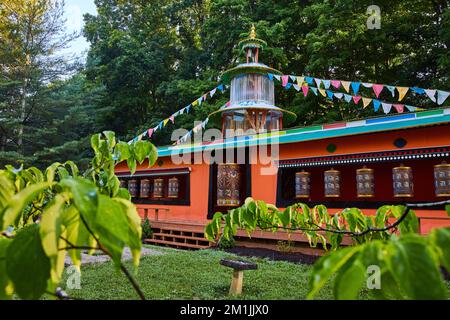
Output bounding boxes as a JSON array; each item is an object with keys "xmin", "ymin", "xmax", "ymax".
[{"xmin": 0, "ymin": 131, "xmax": 157, "ymax": 300}]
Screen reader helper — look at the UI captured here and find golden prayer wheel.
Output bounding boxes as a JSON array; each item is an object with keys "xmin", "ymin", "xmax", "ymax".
[
  {"xmin": 127, "ymin": 179, "xmax": 139, "ymax": 198},
  {"xmin": 168, "ymin": 177, "xmax": 180, "ymax": 198},
  {"xmin": 324, "ymin": 168, "xmax": 340, "ymax": 198},
  {"xmin": 119, "ymin": 179, "xmax": 127, "ymax": 189},
  {"xmin": 356, "ymin": 166, "xmax": 375, "ymax": 198},
  {"xmin": 295, "ymin": 171, "xmax": 311, "ymax": 198},
  {"xmin": 434, "ymin": 162, "xmax": 450, "ymax": 197},
  {"xmin": 392, "ymin": 164, "xmax": 413, "ymax": 197},
  {"xmin": 153, "ymin": 178, "xmax": 164, "ymax": 198},
  {"xmin": 217, "ymin": 163, "xmax": 241, "ymax": 207},
  {"xmin": 140, "ymin": 179, "xmax": 151, "ymax": 198}
]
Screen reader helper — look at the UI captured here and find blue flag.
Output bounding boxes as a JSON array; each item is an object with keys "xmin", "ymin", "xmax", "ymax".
[
  {"xmin": 351, "ymin": 82, "xmax": 361, "ymax": 95},
  {"xmin": 373, "ymin": 99, "xmax": 381, "ymax": 112},
  {"xmin": 305, "ymin": 76, "xmax": 314, "ymax": 85},
  {"xmin": 326, "ymin": 90, "xmax": 334, "ymax": 100}
]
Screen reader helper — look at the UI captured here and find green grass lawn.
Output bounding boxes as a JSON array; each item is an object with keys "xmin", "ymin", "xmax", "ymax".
[
  {"xmin": 60, "ymin": 246, "xmax": 342, "ymax": 300},
  {"xmin": 60, "ymin": 246, "xmax": 450, "ymax": 300}
]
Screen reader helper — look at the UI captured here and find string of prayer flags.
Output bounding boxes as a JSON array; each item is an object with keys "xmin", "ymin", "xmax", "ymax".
[{"xmin": 270, "ymin": 73, "xmax": 449, "ymax": 106}]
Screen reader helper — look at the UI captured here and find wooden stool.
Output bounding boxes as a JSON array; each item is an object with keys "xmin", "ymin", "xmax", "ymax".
[{"xmin": 220, "ymin": 259, "xmax": 258, "ymax": 295}]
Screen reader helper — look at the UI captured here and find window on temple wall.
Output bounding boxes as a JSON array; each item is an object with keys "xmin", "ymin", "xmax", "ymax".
[
  {"xmin": 276, "ymin": 157, "xmax": 446, "ymax": 209},
  {"xmin": 117, "ymin": 168, "xmax": 191, "ymax": 206}
]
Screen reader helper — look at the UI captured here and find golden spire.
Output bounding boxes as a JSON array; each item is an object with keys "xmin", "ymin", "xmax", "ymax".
[{"xmin": 250, "ymin": 24, "xmax": 256, "ymax": 39}]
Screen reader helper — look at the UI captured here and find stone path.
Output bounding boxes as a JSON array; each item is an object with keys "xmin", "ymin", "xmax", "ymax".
[{"xmin": 64, "ymin": 247, "xmax": 165, "ymax": 266}]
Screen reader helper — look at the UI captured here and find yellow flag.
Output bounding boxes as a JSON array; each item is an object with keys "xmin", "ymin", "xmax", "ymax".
[
  {"xmin": 192, "ymin": 100, "xmax": 198, "ymax": 107},
  {"xmin": 296, "ymin": 76, "xmax": 304, "ymax": 86},
  {"xmin": 341, "ymin": 81, "xmax": 351, "ymax": 93},
  {"xmin": 397, "ymin": 87, "xmax": 409, "ymax": 101},
  {"xmin": 362, "ymin": 98, "xmax": 372, "ymax": 109},
  {"xmin": 318, "ymin": 88, "xmax": 326, "ymax": 97},
  {"xmin": 163, "ymin": 119, "xmax": 169, "ymax": 126}
]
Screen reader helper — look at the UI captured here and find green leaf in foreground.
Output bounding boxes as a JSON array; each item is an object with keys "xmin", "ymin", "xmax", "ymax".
[{"xmin": 6, "ymin": 224, "xmax": 51, "ymax": 300}]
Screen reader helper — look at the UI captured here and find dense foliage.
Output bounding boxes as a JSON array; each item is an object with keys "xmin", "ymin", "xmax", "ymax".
[
  {"xmin": 1, "ymin": 0, "xmax": 449, "ymax": 168},
  {"xmin": 205, "ymin": 198, "xmax": 450, "ymax": 299},
  {"xmin": 0, "ymin": 131, "xmax": 157, "ymax": 300}
]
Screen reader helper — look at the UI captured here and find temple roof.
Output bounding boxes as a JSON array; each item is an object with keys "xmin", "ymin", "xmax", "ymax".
[{"xmin": 157, "ymin": 108, "xmax": 450, "ymax": 157}]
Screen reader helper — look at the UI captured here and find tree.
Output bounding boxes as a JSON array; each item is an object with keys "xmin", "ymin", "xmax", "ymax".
[{"xmin": 0, "ymin": 0, "xmax": 78, "ymax": 166}]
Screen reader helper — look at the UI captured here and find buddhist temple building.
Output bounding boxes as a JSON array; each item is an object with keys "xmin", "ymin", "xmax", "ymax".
[{"xmin": 115, "ymin": 26, "xmax": 450, "ymax": 252}]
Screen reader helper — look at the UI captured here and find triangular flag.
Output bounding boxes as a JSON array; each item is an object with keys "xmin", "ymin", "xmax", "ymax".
[
  {"xmin": 382, "ymin": 102, "xmax": 392, "ymax": 114},
  {"xmin": 180, "ymin": 108, "xmax": 185, "ymax": 115},
  {"xmin": 197, "ymin": 97, "xmax": 203, "ymax": 106},
  {"xmin": 425, "ymin": 89, "xmax": 437, "ymax": 102},
  {"xmin": 293, "ymin": 84, "xmax": 301, "ymax": 91},
  {"xmin": 302, "ymin": 86, "xmax": 309, "ymax": 97},
  {"xmin": 296, "ymin": 76, "xmax": 304, "ymax": 86},
  {"xmin": 405, "ymin": 105, "xmax": 417, "ymax": 112},
  {"xmin": 351, "ymin": 82, "xmax": 361, "ymax": 95},
  {"xmin": 209, "ymin": 88, "xmax": 217, "ymax": 97},
  {"xmin": 158, "ymin": 121, "xmax": 164, "ymax": 129},
  {"xmin": 225, "ymin": 101, "xmax": 231, "ymax": 107},
  {"xmin": 314, "ymin": 78, "xmax": 322, "ymax": 88},
  {"xmin": 169, "ymin": 115, "xmax": 175, "ymax": 123},
  {"xmin": 274, "ymin": 75, "xmax": 281, "ymax": 81},
  {"xmin": 323, "ymin": 80, "xmax": 331, "ymax": 89},
  {"xmin": 386, "ymin": 85, "xmax": 396, "ymax": 97},
  {"xmin": 281, "ymin": 75, "xmax": 289, "ymax": 87},
  {"xmin": 344, "ymin": 94, "xmax": 352, "ymax": 103},
  {"xmin": 285, "ymin": 83, "xmax": 292, "ymax": 90},
  {"xmin": 341, "ymin": 81, "xmax": 351, "ymax": 93},
  {"xmin": 310, "ymin": 87, "xmax": 318, "ymax": 96},
  {"xmin": 186, "ymin": 105, "xmax": 191, "ymax": 113},
  {"xmin": 142, "ymin": 130, "xmax": 148, "ymax": 137},
  {"xmin": 318, "ymin": 88, "xmax": 326, "ymax": 97},
  {"xmin": 268, "ymin": 73, "xmax": 274, "ymax": 81},
  {"xmin": 290, "ymin": 75, "xmax": 297, "ymax": 82},
  {"xmin": 163, "ymin": 119, "xmax": 169, "ymax": 126},
  {"xmin": 202, "ymin": 93, "xmax": 208, "ymax": 100},
  {"xmin": 363, "ymin": 82, "xmax": 373, "ymax": 88},
  {"xmin": 352, "ymin": 96, "xmax": 362, "ymax": 105},
  {"xmin": 373, "ymin": 99, "xmax": 381, "ymax": 112},
  {"xmin": 305, "ymin": 76, "xmax": 314, "ymax": 85},
  {"xmin": 192, "ymin": 100, "xmax": 198, "ymax": 107},
  {"xmin": 331, "ymin": 80, "xmax": 341, "ymax": 89},
  {"xmin": 148, "ymin": 128, "xmax": 153, "ymax": 137},
  {"xmin": 411, "ymin": 87, "xmax": 425, "ymax": 95},
  {"xmin": 393, "ymin": 104, "xmax": 404, "ymax": 113},
  {"xmin": 437, "ymin": 90, "xmax": 450, "ymax": 105},
  {"xmin": 397, "ymin": 87, "xmax": 409, "ymax": 101},
  {"xmin": 326, "ymin": 90, "xmax": 334, "ymax": 100},
  {"xmin": 362, "ymin": 98, "xmax": 372, "ymax": 108},
  {"xmin": 372, "ymin": 84, "xmax": 384, "ymax": 98},
  {"xmin": 217, "ymin": 84, "xmax": 225, "ymax": 92},
  {"xmin": 334, "ymin": 93, "xmax": 343, "ymax": 99},
  {"xmin": 137, "ymin": 134, "xmax": 143, "ymax": 141}
]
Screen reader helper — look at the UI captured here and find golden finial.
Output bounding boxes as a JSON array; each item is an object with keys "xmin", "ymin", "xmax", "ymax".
[{"xmin": 250, "ymin": 24, "xmax": 256, "ymax": 39}]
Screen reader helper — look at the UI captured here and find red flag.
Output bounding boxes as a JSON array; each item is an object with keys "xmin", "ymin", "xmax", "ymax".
[
  {"xmin": 393, "ymin": 104, "xmax": 404, "ymax": 113},
  {"xmin": 281, "ymin": 75, "xmax": 289, "ymax": 87},
  {"xmin": 302, "ymin": 86, "xmax": 309, "ymax": 97},
  {"xmin": 372, "ymin": 84, "xmax": 384, "ymax": 98},
  {"xmin": 352, "ymin": 96, "xmax": 362, "ymax": 104}
]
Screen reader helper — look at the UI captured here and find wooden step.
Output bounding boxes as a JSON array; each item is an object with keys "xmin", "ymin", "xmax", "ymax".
[
  {"xmin": 152, "ymin": 232, "xmax": 207, "ymax": 242},
  {"xmin": 144, "ymin": 238, "xmax": 210, "ymax": 249}
]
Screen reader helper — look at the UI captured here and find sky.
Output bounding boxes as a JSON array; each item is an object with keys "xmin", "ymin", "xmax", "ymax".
[{"xmin": 61, "ymin": 0, "xmax": 97, "ymax": 59}]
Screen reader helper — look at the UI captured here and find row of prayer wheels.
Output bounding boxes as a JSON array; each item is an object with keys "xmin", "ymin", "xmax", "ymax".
[
  {"xmin": 120, "ymin": 177, "xmax": 180, "ymax": 198},
  {"xmin": 295, "ymin": 162, "xmax": 450, "ymax": 199}
]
